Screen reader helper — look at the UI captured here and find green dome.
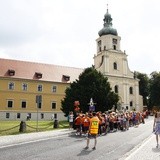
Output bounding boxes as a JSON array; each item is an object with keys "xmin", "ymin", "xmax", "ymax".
[
  {"xmin": 98, "ymin": 27, "xmax": 118, "ymax": 36},
  {"xmin": 104, "ymin": 12, "xmax": 111, "ymax": 19},
  {"xmin": 98, "ymin": 10, "xmax": 118, "ymax": 37}
]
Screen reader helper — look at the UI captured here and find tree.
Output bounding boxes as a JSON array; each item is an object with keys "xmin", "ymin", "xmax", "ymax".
[
  {"xmin": 149, "ymin": 71, "xmax": 160, "ymax": 110},
  {"xmin": 61, "ymin": 67, "xmax": 119, "ymax": 116},
  {"xmin": 134, "ymin": 71, "xmax": 149, "ymax": 106}
]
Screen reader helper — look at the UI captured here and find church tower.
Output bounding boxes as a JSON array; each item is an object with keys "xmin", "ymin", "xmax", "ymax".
[{"xmin": 94, "ymin": 8, "xmax": 143, "ymax": 111}]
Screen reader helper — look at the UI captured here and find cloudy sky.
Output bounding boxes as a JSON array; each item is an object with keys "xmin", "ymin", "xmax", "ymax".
[{"xmin": 0, "ymin": 0, "xmax": 159, "ymax": 75}]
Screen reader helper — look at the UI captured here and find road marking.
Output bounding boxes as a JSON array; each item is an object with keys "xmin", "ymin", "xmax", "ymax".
[{"xmin": 119, "ymin": 134, "xmax": 154, "ymax": 160}]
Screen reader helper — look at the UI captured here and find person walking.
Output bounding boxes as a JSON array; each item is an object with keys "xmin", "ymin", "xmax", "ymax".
[
  {"xmin": 74, "ymin": 113, "xmax": 82, "ymax": 135},
  {"xmin": 153, "ymin": 112, "xmax": 160, "ymax": 148},
  {"xmin": 82, "ymin": 113, "xmax": 90, "ymax": 136},
  {"xmin": 68, "ymin": 111, "xmax": 74, "ymax": 130},
  {"xmin": 84, "ymin": 112, "xmax": 99, "ymax": 150}
]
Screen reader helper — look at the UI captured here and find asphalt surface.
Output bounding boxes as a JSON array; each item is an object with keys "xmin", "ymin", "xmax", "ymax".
[
  {"xmin": 119, "ymin": 134, "xmax": 160, "ymax": 160},
  {"xmin": 0, "ymin": 129, "xmax": 72, "ymax": 148},
  {"xmin": 0, "ymin": 117, "xmax": 159, "ymax": 160}
]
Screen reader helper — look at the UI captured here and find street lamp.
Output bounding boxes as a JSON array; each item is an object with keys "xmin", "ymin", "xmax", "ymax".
[{"xmin": 36, "ymin": 95, "xmax": 42, "ymax": 131}]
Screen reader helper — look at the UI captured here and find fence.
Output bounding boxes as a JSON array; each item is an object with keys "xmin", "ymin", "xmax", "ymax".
[{"xmin": 0, "ymin": 120, "xmax": 68, "ymax": 135}]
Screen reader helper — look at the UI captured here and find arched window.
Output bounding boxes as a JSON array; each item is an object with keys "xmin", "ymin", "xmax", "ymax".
[
  {"xmin": 129, "ymin": 87, "xmax": 133, "ymax": 94},
  {"xmin": 113, "ymin": 62, "xmax": 117, "ymax": 70},
  {"xmin": 98, "ymin": 40, "xmax": 101, "ymax": 52},
  {"xmin": 113, "ymin": 45, "xmax": 116, "ymax": 50},
  {"xmin": 114, "ymin": 85, "xmax": 118, "ymax": 93},
  {"xmin": 130, "ymin": 101, "xmax": 133, "ymax": 107}
]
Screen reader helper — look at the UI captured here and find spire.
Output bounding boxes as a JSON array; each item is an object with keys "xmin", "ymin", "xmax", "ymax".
[
  {"xmin": 103, "ymin": 5, "xmax": 112, "ymax": 28},
  {"xmin": 98, "ymin": 5, "xmax": 118, "ymax": 37}
]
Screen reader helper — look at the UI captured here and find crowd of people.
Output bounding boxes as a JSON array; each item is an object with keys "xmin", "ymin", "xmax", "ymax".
[
  {"xmin": 68, "ymin": 110, "xmax": 149, "ymax": 136},
  {"xmin": 68, "ymin": 109, "xmax": 160, "ymax": 150}
]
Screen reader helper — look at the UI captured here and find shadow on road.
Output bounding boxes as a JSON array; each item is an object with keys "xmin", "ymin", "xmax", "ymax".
[
  {"xmin": 152, "ymin": 147, "xmax": 160, "ymax": 152},
  {"xmin": 77, "ymin": 149, "xmax": 93, "ymax": 157}
]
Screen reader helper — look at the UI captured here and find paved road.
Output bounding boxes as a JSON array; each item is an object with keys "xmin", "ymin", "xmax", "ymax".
[
  {"xmin": 120, "ymin": 135, "xmax": 160, "ymax": 160},
  {"xmin": 0, "ymin": 117, "xmax": 153, "ymax": 160}
]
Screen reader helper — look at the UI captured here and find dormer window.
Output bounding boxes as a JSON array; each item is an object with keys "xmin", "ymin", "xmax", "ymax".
[
  {"xmin": 8, "ymin": 69, "xmax": 15, "ymax": 76},
  {"xmin": 63, "ymin": 75, "xmax": 70, "ymax": 81},
  {"xmin": 35, "ymin": 72, "xmax": 42, "ymax": 79}
]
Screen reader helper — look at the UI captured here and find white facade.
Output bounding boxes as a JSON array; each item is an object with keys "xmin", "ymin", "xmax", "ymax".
[{"xmin": 94, "ymin": 10, "xmax": 143, "ymax": 111}]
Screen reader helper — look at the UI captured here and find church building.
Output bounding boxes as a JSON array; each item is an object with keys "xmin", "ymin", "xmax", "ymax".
[{"xmin": 94, "ymin": 8, "xmax": 143, "ymax": 111}]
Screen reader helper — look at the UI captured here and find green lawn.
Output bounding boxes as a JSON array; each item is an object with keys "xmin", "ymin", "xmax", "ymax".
[{"xmin": 0, "ymin": 120, "xmax": 69, "ymax": 136}]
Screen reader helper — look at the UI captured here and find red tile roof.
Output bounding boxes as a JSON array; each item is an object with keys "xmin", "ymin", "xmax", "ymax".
[{"xmin": 0, "ymin": 58, "xmax": 84, "ymax": 83}]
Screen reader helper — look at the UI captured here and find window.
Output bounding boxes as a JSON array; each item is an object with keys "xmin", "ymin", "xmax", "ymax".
[
  {"xmin": 41, "ymin": 113, "xmax": 44, "ymax": 119},
  {"xmin": 51, "ymin": 102, "xmax": 56, "ymax": 109},
  {"xmin": 54, "ymin": 113, "xmax": 57, "ymax": 119},
  {"xmin": 129, "ymin": 87, "xmax": 133, "ymax": 94},
  {"xmin": 63, "ymin": 75, "xmax": 70, "ymax": 81},
  {"xmin": 8, "ymin": 82, "xmax": 14, "ymax": 90},
  {"xmin": 38, "ymin": 84, "xmax": 42, "ymax": 92},
  {"xmin": 27, "ymin": 113, "xmax": 31, "ymax": 119},
  {"xmin": 22, "ymin": 83, "xmax": 28, "ymax": 91},
  {"xmin": 37, "ymin": 102, "xmax": 42, "ymax": 109},
  {"xmin": 114, "ymin": 85, "xmax": 118, "ymax": 93},
  {"xmin": 113, "ymin": 62, "xmax": 117, "ymax": 70},
  {"xmin": 98, "ymin": 40, "xmax": 101, "ymax": 52},
  {"xmin": 130, "ymin": 101, "xmax": 133, "ymax": 107},
  {"xmin": 52, "ymin": 86, "xmax": 57, "ymax": 92},
  {"xmin": 8, "ymin": 69, "xmax": 15, "ymax": 76},
  {"xmin": 21, "ymin": 101, "xmax": 26, "ymax": 108},
  {"xmin": 6, "ymin": 113, "xmax": 10, "ymax": 119},
  {"xmin": 112, "ymin": 38, "xmax": 117, "ymax": 44},
  {"xmin": 98, "ymin": 40, "xmax": 101, "ymax": 46},
  {"xmin": 104, "ymin": 46, "xmax": 106, "ymax": 51},
  {"xmin": 35, "ymin": 72, "xmax": 42, "ymax": 79},
  {"xmin": 113, "ymin": 45, "xmax": 116, "ymax": 50},
  {"xmin": 17, "ymin": 113, "xmax": 21, "ymax": 119},
  {"xmin": 7, "ymin": 100, "xmax": 13, "ymax": 108}
]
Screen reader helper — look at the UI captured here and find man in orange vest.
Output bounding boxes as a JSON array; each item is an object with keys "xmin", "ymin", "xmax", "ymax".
[{"xmin": 84, "ymin": 112, "xmax": 100, "ymax": 150}]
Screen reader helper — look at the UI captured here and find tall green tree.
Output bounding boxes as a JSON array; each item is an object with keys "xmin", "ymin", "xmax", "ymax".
[
  {"xmin": 134, "ymin": 71, "xmax": 149, "ymax": 106},
  {"xmin": 149, "ymin": 71, "xmax": 160, "ymax": 110},
  {"xmin": 61, "ymin": 67, "xmax": 119, "ymax": 116}
]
